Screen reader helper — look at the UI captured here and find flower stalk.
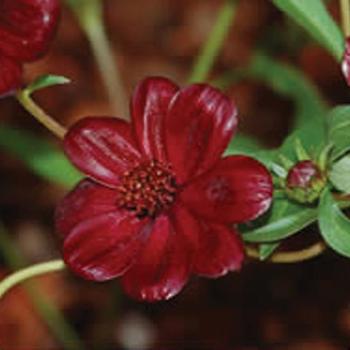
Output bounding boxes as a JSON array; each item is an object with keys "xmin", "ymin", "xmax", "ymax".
[
  {"xmin": 0, "ymin": 224, "xmax": 84, "ymax": 350},
  {"xmin": 66, "ymin": 0, "xmax": 128, "ymax": 117},
  {"xmin": 246, "ymin": 241, "xmax": 327, "ymax": 263},
  {"xmin": 16, "ymin": 90, "xmax": 67, "ymax": 139},
  {"xmin": 188, "ymin": 0, "xmax": 236, "ymax": 83},
  {"xmin": 0, "ymin": 259, "xmax": 66, "ymax": 299},
  {"xmin": 341, "ymin": 0, "xmax": 350, "ymax": 37}
]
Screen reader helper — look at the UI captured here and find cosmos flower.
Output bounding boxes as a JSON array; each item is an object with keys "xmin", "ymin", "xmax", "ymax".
[
  {"xmin": 56, "ymin": 77, "xmax": 273, "ymax": 302},
  {"xmin": 0, "ymin": 0, "xmax": 60, "ymax": 96}
]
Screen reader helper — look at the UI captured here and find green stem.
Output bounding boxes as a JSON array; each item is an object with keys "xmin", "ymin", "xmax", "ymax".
[
  {"xmin": 66, "ymin": 0, "xmax": 127, "ymax": 117},
  {"xmin": 188, "ymin": 0, "xmax": 236, "ymax": 83},
  {"xmin": 246, "ymin": 198, "xmax": 350, "ymax": 262},
  {"xmin": 16, "ymin": 90, "xmax": 66, "ymax": 139},
  {"xmin": 0, "ymin": 259, "xmax": 65, "ymax": 298},
  {"xmin": 25, "ymin": 284, "xmax": 85, "ymax": 350},
  {"xmin": 246, "ymin": 241, "xmax": 327, "ymax": 263},
  {"xmin": 341, "ymin": 0, "xmax": 350, "ymax": 37},
  {"xmin": 0, "ymin": 224, "xmax": 84, "ymax": 349}
]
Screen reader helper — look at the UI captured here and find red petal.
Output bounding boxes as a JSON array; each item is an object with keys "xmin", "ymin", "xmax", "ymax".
[
  {"xmin": 121, "ymin": 205, "xmax": 198, "ymax": 302},
  {"xmin": 63, "ymin": 210, "xmax": 151, "ymax": 281},
  {"xmin": 194, "ymin": 222, "xmax": 244, "ymax": 277},
  {"xmin": 131, "ymin": 77, "xmax": 179, "ymax": 162},
  {"xmin": 342, "ymin": 37, "xmax": 350, "ymax": 86},
  {"xmin": 180, "ymin": 155, "xmax": 273, "ymax": 223},
  {"xmin": 165, "ymin": 84, "xmax": 237, "ymax": 183},
  {"xmin": 0, "ymin": 0, "xmax": 60, "ymax": 61},
  {"xmin": 64, "ymin": 117, "xmax": 141, "ymax": 187},
  {"xmin": 55, "ymin": 179, "xmax": 120, "ymax": 238},
  {"xmin": 0, "ymin": 55, "xmax": 22, "ymax": 97}
]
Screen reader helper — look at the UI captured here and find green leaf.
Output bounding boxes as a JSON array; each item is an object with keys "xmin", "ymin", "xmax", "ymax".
[
  {"xmin": 218, "ymin": 53, "xmax": 327, "ymax": 159},
  {"xmin": 271, "ymin": 162, "xmax": 287, "ymax": 178},
  {"xmin": 272, "ymin": 0, "xmax": 344, "ymax": 60},
  {"xmin": 225, "ymin": 133, "xmax": 261, "ymax": 156},
  {"xmin": 328, "ymin": 105, "xmax": 350, "ymax": 160},
  {"xmin": 318, "ymin": 188, "xmax": 350, "ymax": 257},
  {"xmin": 224, "ymin": 132, "xmax": 278, "ymax": 167},
  {"xmin": 259, "ymin": 242, "xmax": 281, "ymax": 260},
  {"xmin": 25, "ymin": 74, "xmax": 71, "ymax": 95},
  {"xmin": 243, "ymin": 200, "xmax": 317, "ymax": 243},
  {"xmin": 329, "ymin": 155, "xmax": 350, "ymax": 193},
  {"xmin": 0, "ymin": 125, "xmax": 81, "ymax": 187},
  {"xmin": 294, "ymin": 138, "xmax": 310, "ymax": 161}
]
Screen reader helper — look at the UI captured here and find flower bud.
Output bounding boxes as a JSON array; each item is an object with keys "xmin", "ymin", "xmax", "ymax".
[{"xmin": 285, "ymin": 160, "xmax": 326, "ymax": 204}]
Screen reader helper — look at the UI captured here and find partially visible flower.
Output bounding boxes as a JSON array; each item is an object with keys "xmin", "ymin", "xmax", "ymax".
[
  {"xmin": 56, "ymin": 77, "xmax": 273, "ymax": 302},
  {"xmin": 0, "ymin": 0, "xmax": 60, "ymax": 96},
  {"xmin": 342, "ymin": 37, "xmax": 350, "ymax": 86},
  {"xmin": 285, "ymin": 160, "xmax": 326, "ymax": 204}
]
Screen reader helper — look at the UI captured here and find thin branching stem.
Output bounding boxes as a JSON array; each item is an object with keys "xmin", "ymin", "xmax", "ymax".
[
  {"xmin": 188, "ymin": 0, "xmax": 236, "ymax": 83},
  {"xmin": 16, "ymin": 90, "xmax": 67, "ymax": 139},
  {"xmin": 341, "ymin": 0, "xmax": 350, "ymax": 37},
  {"xmin": 0, "ymin": 259, "xmax": 66, "ymax": 298},
  {"xmin": 246, "ymin": 241, "xmax": 327, "ymax": 263}
]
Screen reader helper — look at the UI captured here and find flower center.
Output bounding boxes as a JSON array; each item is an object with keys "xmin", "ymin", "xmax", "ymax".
[{"xmin": 117, "ymin": 160, "xmax": 177, "ymax": 218}]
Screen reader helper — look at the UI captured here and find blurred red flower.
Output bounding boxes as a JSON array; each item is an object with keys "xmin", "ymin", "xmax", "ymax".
[
  {"xmin": 56, "ymin": 77, "xmax": 273, "ymax": 301},
  {"xmin": 0, "ymin": 0, "xmax": 60, "ymax": 96},
  {"xmin": 342, "ymin": 37, "xmax": 350, "ymax": 86}
]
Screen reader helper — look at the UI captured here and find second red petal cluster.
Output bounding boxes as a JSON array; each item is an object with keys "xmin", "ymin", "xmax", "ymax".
[
  {"xmin": 56, "ymin": 77, "xmax": 274, "ymax": 302},
  {"xmin": 0, "ymin": 0, "xmax": 60, "ymax": 96}
]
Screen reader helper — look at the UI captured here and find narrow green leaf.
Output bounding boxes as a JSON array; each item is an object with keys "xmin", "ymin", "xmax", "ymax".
[
  {"xmin": 271, "ymin": 162, "xmax": 287, "ymax": 178},
  {"xmin": 329, "ymin": 155, "xmax": 350, "ymax": 193},
  {"xmin": 25, "ymin": 74, "xmax": 71, "ymax": 95},
  {"xmin": 225, "ymin": 132, "xmax": 278, "ymax": 167},
  {"xmin": 280, "ymin": 120, "xmax": 327, "ymax": 160},
  {"xmin": 294, "ymin": 138, "xmax": 310, "ymax": 161},
  {"xmin": 317, "ymin": 143, "xmax": 333, "ymax": 171},
  {"xmin": 272, "ymin": 0, "xmax": 344, "ymax": 60},
  {"xmin": 328, "ymin": 105, "xmax": 350, "ymax": 160},
  {"xmin": 243, "ymin": 203, "xmax": 317, "ymax": 243},
  {"xmin": 225, "ymin": 133, "xmax": 262, "ymax": 156},
  {"xmin": 259, "ymin": 242, "xmax": 281, "ymax": 260},
  {"xmin": 319, "ymin": 188, "xmax": 350, "ymax": 257},
  {"xmin": 256, "ymin": 191, "xmax": 292, "ymax": 259},
  {"xmin": 0, "ymin": 125, "xmax": 81, "ymax": 187}
]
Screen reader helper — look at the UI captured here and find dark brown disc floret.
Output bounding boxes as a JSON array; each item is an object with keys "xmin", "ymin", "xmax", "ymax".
[{"xmin": 117, "ymin": 160, "xmax": 177, "ymax": 218}]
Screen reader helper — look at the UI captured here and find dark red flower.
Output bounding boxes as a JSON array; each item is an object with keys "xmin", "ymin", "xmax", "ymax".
[
  {"xmin": 0, "ymin": 0, "xmax": 60, "ymax": 96},
  {"xmin": 56, "ymin": 77, "xmax": 273, "ymax": 301}
]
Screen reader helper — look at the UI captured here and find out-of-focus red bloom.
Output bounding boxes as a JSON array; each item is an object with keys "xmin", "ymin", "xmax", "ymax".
[
  {"xmin": 0, "ymin": 0, "xmax": 60, "ymax": 96},
  {"xmin": 342, "ymin": 37, "xmax": 350, "ymax": 86},
  {"xmin": 56, "ymin": 77, "xmax": 273, "ymax": 302}
]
